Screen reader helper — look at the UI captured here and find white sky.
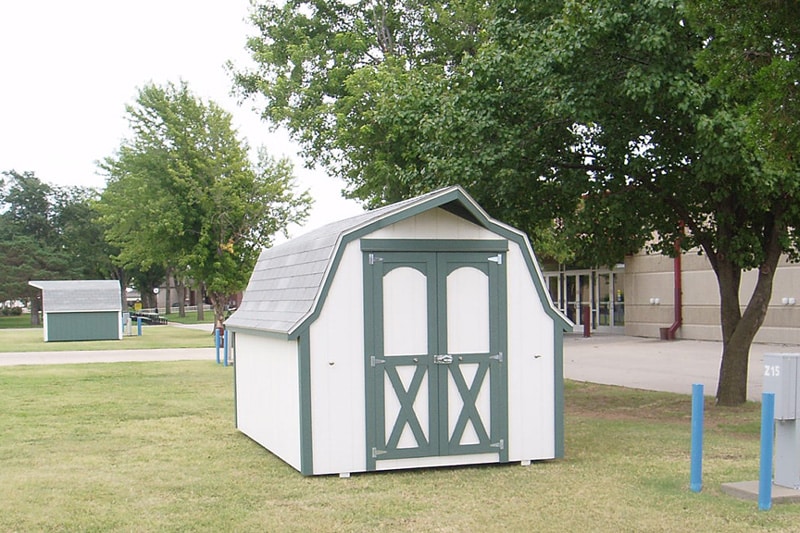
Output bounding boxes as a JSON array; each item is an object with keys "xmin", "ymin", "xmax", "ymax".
[{"xmin": 0, "ymin": 0, "xmax": 364, "ymax": 235}]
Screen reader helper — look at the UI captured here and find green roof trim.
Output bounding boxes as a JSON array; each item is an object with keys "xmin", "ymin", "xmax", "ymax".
[{"xmin": 227, "ymin": 186, "xmax": 571, "ymax": 339}]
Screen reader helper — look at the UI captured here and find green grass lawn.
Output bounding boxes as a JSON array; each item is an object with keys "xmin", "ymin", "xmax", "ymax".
[
  {"xmin": 161, "ymin": 312, "xmax": 216, "ymax": 325},
  {"xmin": 0, "ymin": 315, "xmax": 39, "ymax": 329},
  {"xmin": 0, "ymin": 365, "xmax": 794, "ymax": 532},
  {"xmin": 0, "ymin": 324, "xmax": 213, "ymax": 352}
]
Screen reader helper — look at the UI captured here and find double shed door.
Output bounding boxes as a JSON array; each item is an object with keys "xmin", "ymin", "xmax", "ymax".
[{"xmin": 364, "ymin": 243, "xmax": 508, "ymax": 470}]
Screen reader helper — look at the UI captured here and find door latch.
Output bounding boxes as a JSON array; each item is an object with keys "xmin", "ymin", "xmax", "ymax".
[{"xmin": 434, "ymin": 354, "xmax": 453, "ymax": 364}]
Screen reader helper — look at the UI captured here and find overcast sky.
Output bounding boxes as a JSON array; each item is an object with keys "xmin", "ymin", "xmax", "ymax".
[{"xmin": 0, "ymin": 0, "xmax": 363, "ymax": 234}]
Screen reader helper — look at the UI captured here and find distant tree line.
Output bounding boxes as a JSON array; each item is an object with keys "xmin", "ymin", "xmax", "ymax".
[{"xmin": 1, "ymin": 81, "xmax": 312, "ymax": 331}]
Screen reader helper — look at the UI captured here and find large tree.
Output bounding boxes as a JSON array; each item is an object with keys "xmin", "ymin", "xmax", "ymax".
[
  {"xmin": 236, "ymin": 0, "xmax": 800, "ymax": 405},
  {"xmin": 0, "ymin": 171, "xmax": 114, "ymax": 323},
  {"xmin": 99, "ymin": 81, "xmax": 312, "ymax": 331}
]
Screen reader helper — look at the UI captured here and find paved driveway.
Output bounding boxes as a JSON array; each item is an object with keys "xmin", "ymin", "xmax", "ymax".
[{"xmin": 564, "ymin": 334, "xmax": 800, "ymax": 401}]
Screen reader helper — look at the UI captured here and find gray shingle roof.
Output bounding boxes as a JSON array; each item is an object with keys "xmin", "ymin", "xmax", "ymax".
[
  {"xmin": 29, "ymin": 280, "xmax": 122, "ymax": 313},
  {"xmin": 227, "ymin": 184, "xmax": 572, "ymax": 341},
  {"xmin": 225, "ymin": 187, "xmax": 475, "ymax": 336}
]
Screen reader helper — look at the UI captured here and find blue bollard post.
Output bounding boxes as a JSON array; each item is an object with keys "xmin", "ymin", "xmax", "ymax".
[
  {"xmin": 215, "ymin": 328, "xmax": 221, "ymax": 364},
  {"xmin": 759, "ymin": 392, "xmax": 775, "ymax": 511},
  {"xmin": 137, "ymin": 317, "xmax": 142, "ymax": 336},
  {"xmin": 690, "ymin": 383, "xmax": 704, "ymax": 492},
  {"xmin": 223, "ymin": 329, "xmax": 229, "ymax": 367}
]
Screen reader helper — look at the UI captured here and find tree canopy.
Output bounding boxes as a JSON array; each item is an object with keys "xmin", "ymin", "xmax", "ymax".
[
  {"xmin": 0, "ymin": 170, "xmax": 113, "ymax": 322},
  {"xmin": 235, "ymin": 0, "xmax": 800, "ymax": 405},
  {"xmin": 98, "ymin": 81, "xmax": 312, "ymax": 330}
]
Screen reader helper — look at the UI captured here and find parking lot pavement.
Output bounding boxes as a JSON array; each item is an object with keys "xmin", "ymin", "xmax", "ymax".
[
  {"xmin": 564, "ymin": 333, "xmax": 800, "ymax": 401},
  {"xmin": 0, "ymin": 348, "xmax": 216, "ymax": 366}
]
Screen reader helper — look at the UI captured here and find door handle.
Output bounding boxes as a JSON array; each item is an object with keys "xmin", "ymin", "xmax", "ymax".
[{"xmin": 434, "ymin": 354, "xmax": 453, "ymax": 364}]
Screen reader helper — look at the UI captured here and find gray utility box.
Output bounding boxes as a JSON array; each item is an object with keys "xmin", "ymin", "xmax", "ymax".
[
  {"xmin": 763, "ymin": 353, "xmax": 800, "ymax": 490},
  {"xmin": 763, "ymin": 354, "xmax": 800, "ymax": 420}
]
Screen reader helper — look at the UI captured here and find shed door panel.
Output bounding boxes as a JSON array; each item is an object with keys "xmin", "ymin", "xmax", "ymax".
[
  {"xmin": 373, "ymin": 257, "xmax": 438, "ymax": 460},
  {"xmin": 366, "ymin": 250, "xmax": 507, "ymax": 469}
]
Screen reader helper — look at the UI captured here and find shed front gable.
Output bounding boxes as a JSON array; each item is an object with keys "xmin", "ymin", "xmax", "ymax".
[{"xmin": 289, "ymin": 188, "xmax": 570, "ymax": 339}]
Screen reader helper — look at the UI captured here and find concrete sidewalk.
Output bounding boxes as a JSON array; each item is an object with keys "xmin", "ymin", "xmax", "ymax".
[
  {"xmin": 564, "ymin": 333, "xmax": 800, "ymax": 401},
  {"xmin": 0, "ymin": 347, "xmax": 216, "ymax": 366}
]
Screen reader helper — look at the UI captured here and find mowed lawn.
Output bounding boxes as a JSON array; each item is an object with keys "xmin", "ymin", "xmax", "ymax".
[
  {"xmin": 0, "ymin": 324, "xmax": 213, "ymax": 352},
  {"xmin": 0, "ymin": 363, "xmax": 796, "ymax": 532}
]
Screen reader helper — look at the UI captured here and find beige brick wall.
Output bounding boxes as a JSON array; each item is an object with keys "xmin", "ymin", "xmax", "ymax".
[{"xmin": 625, "ymin": 250, "xmax": 800, "ymax": 344}]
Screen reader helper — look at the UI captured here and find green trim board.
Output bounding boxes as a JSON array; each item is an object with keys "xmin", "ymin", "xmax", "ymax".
[
  {"xmin": 298, "ymin": 332, "xmax": 314, "ymax": 475},
  {"xmin": 363, "ymin": 250, "xmax": 378, "ymax": 471},
  {"xmin": 361, "ymin": 239, "xmax": 508, "ymax": 253},
  {"xmin": 232, "ymin": 331, "xmax": 238, "ymax": 429},
  {"xmin": 554, "ymin": 325, "xmax": 565, "ymax": 458},
  {"xmin": 364, "ymin": 246, "xmax": 508, "ymax": 468}
]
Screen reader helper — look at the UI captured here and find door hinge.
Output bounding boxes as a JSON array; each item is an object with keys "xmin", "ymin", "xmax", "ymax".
[
  {"xmin": 370, "ymin": 355, "xmax": 386, "ymax": 367},
  {"xmin": 490, "ymin": 439, "xmax": 505, "ymax": 451},
  {"xmin": 372, "ymin": 447, "xmax": 387, "ymax": 458},
  {"xmin": 488, "ymin": 254, "xmax": 503, "ymax": 265},
  {"xmin": 368, "ymin": 253, "xmax": 384, "ymax": 265},
  {"xmin": 490, "ymin": 352, "xmax": 504, "ymax": 363}
]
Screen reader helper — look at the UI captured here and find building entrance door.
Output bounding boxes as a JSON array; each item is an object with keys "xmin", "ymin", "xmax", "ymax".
[{"xmin": 545, "ymin": 268, "xmax": 624, "ymax": 334}]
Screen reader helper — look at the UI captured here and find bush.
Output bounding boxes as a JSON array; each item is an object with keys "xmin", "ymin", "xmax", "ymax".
[{"xmin": 1, "ymin": 307, "xmax": 23, "ymax": 316}]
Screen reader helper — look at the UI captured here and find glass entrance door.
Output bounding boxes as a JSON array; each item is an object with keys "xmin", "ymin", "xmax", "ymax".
[{"xmin": 544, "ymin": 268, "xmax": 624, "ymax": 333}]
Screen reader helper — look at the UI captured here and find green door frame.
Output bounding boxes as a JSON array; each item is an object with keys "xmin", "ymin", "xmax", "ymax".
[{"xmin": 363, "ymin": 240, "xmax": 508, "ymax": 470}]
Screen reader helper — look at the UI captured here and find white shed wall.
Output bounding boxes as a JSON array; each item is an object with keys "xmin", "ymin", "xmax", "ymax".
[
  {"xmin": 308, "ymin": 238, "xmax": 368, "ymax": 475},
  {"xmin": 506, "ymin": 241, "xmax": 556, "ymax": 460},
  {"xmin": 235, "ymin": 332, "xmax": 302, "ymax": 471}
]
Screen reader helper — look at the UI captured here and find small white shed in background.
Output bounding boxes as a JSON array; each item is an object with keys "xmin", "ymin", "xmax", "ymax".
[
  {"xmin": 225, "ymin": 186, "xmax": 571, "ymax": 476},
  {"xmin": 29, "ymin": 280, "xmax": 123, "ymax": 342}
]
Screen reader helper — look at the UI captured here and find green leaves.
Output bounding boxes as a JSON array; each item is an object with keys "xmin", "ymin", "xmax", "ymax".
[{"xmin": 98, "ymin": 81, "xmax": 312, "ymax": 326}]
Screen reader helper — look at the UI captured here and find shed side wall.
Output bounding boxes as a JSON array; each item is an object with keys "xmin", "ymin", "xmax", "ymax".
[
  {"xmin": 308, "ymin": 239, "xmax": 367, "ymax": 475},
  {"xmin": 45, "ymin": 311, "xmax": 121, "ymax": 342},
  {"xmin": 235, "ymin": 332, "xmax": 302, "ymax": 471},
  {"xmin": 506, "ymin": 241, "xmax": 556, "ymax": 460}
]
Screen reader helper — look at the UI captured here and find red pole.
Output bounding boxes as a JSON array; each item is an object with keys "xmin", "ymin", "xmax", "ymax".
[{"xmin": 583, "ymin": 305, "xmax": 591, "ymax": 337}]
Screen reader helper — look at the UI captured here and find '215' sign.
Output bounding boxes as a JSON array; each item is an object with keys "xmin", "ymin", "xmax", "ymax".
[{"xmin": 765, "ymin": 364, "xmax": 782, "ymax": 377}]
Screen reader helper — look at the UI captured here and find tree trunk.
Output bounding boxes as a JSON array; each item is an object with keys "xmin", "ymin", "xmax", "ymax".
[
  {"xmin": 195, "ymin": 287, "xmax": 204, "ymax": 321},
  {"xmin": 30, "ymin": 294, "xmax": 41, "ymax": 326},
  {"xmin": 714, "ymin": 244, "xmax": 782, "ymax": 405},
  {"xmin": 177, "ymin": 282, "xmax": 186, "ymax": 318},
  {"xmin": 164, "ymin": 268, "xmax": 172, "ymax": 315},
  {"xmin": 209, "ymin": 292, "xmax": 227, "ymax": 336}
]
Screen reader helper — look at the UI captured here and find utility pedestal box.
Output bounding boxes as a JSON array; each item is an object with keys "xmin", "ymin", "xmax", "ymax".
[{"xmin": 763, "ymin": 353, "xmax": 800, "ymax": 489}]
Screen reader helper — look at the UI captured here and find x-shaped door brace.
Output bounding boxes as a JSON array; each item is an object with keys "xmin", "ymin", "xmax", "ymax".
[
  {"xmin": 447, "ymin": 362, "xmax": 490, "ymax": 445},
  {"xmin": 385, "ymin": 364, "xmax": 429, "ymax": 450}
]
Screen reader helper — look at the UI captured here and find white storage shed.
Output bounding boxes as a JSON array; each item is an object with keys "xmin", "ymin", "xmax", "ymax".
[{"xmin": 226, "ymin": 186, "xmax": 571, "ymax": 476}]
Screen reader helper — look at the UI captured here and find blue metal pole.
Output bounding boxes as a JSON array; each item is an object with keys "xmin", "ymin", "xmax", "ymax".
[
  {"xmin": 690, "ymin": 383, "xmax": 704, "ymax": 492},
  {"xmin": 137, "ymin": 316, "xmax": 142, "ymax": 336},
  {"xmin": 759, "ymin": 392, "xmax": 775, "ymax": 511},
  {"xmin": 215, "ymin": 328, "xmax": 221, "ymax": 364},
  {"xmin": 223, "ymin": 329, "xmax": 229, "ymax": 367}
]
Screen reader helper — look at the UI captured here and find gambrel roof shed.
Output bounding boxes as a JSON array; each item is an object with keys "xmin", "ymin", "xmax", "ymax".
[
  {"xmin": 227, "ymin": 186, "xmax": 571, "ymax": 476},
  {"xmin": 29, "ymin": 280, "xmax": 123, "ymax": 342}
]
